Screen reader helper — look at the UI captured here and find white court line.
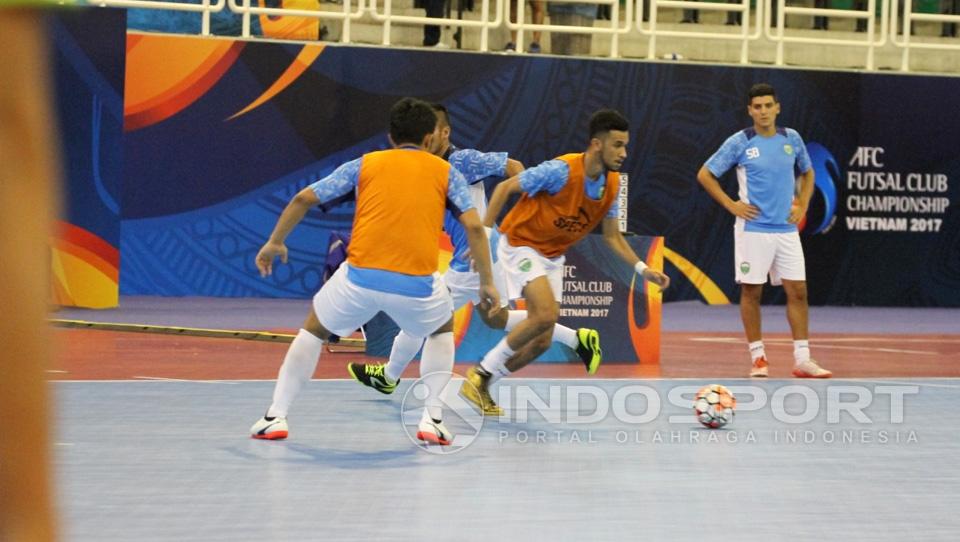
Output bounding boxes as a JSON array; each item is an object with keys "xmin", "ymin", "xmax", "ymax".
[
  {"xmin": 46, "ymin": 369, "xmax": 68, "ymax": 373},
  {"xmin": 55, "ymin": 443, "xmax": 74, "ymax": 446},
  {"xmin": 840, "ymin": 378, "xmax": 960, "ymax": 389},
  {"xmin": 133, "ymin": 376, "xmax": 238, "ymax": 384},
  {"xmin": 53, "ymin": 377, "xmax": 960, "ymax": 384},
  {"xmin": 689, "ymin": 337, "xmax": 936, "ymax": 355},
  {"xmin": 690, "ymin": 337, "xmax": 960, "ymax": 343}
]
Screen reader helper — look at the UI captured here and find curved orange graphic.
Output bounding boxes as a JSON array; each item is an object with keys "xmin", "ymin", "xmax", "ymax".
[
  {"xmin": 125, "ymin": 34, "xmax": 245, "ymax": 131},
  {"xmin": 229, "ymin": 44, "xmax": 325, "ymax": 121},
  {"xmin": 51, "ymin": 221, "xmax": 119, "ymax": 308},
  {"xmin": 662, "ymin": 246, "xmax": 731, "ymax": 305},
  {"xmin": 627, "ymin": 237, "xmax": 663, "ymax": 364}
]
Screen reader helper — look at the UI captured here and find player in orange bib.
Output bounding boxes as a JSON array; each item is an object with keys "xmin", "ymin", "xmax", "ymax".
[
  {"xmin": 460, "ymin": 109, "xmax": 670, "ymax": 414},
  {"xmin": 249, "ymin": 98, "xmax": 498, "ymax": 445}
]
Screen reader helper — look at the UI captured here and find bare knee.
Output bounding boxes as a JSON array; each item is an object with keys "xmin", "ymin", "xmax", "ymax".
[
  {"xmin": 478, "ymin": 306, "xmax": 508, "ymax": 330},
  {"xmin": 526, "ymin": 304, "xmax": 558, "ymax": 336},
  {"xmin": 302, "ymin": 310, "xmax": 333, "ymax": 341},
  {"xmin": 784, "ymin": 282, "xmax": 808, "ymax": 305},
  {"xmin": 740, "ymin": 284, "xmax": 763, "ymax": 304}
]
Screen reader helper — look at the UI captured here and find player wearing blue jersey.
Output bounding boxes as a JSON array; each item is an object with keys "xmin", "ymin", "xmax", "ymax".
[
  {"xmin": 348, "ymin": 104, "xmax": 605, "ymax": 413},
  {"xmin": 697, "ymin": 83, "xmax": 832, "ymax": 378}
]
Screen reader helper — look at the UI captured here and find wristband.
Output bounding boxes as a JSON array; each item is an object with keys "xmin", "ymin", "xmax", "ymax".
[{"xmin": 634, "ymin": 261, "xmax": 648, "ymax": 275}]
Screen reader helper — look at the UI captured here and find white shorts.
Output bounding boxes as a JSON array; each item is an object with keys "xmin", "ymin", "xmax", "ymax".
[
  {"xmin": 497, "ymin": 238, "xmax": 564, "ymax": 303},
  {"xmin": 734, "ymin": 222, "xmax": 806, "ymax": 286},
  {"xmin": 313, "ymin": 265, "xmax": 454, "ymax": 339},
  {"xmin": 441, "ymin": 261, "xmax": 509, "ymax": 310}
]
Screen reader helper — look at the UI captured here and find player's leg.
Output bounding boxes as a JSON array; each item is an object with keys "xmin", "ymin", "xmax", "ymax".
[
  {"xmin": 252, "ymin": 266, "xmax": 374, "ymax": 439},
  {"xmin": 381, "ymin": 279, "xmax": 457, "ymax": 444},
  {"xmin": 494, "ymin": 309, "xmax": 597, "ymax": 373},
  {"xmin": 736, "ymin": 228, "xmax": 774, "ymax": 377},
  {"xmin": 776, "ymin": 233, "xmax": 831, "ymax": 378}
]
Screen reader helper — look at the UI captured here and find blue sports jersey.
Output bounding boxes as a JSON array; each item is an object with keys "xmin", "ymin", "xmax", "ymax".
[
  {"xmin": 443, "ymin": 146, "xmax": 508, "ymax": 273},
  {"xmin": 704, "ymin": 127, "xmax": 812, "ymax": 233},
  {"xmin": 308, "ymin": 148, "xmax": 473, "ymax": 296}
]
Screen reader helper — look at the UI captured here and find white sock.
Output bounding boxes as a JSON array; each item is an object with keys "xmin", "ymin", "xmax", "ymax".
[
  {"xmin": 504, "ymin": 310, "xmax": 527, "ymax": 332},
  {"xmin": 266, "ymin": 329, "xmax": 324, "ymax": 418},
  {"xmin": 489, "ymin": 364, "xmax": 512, "ymax": 385},
  {"xmin": 552, "ymin": 324, "xmax": 578, "ymax": 349},
  {"xmin": 384, "ymin": 331, "xmax": 424, "ymax": 382},
  {"xmin": 793, "ymin": 339, "xmax": 810, "ymax": 365},
  {"xmin": 420, "ymin": 331, "xmax": 454, "ymax": 421},
  {"xmin": 748, "ymin": 340, "xmax": 766, "ymax": 361},
  {"xmin": 480, "ymin": 337, "xmax": 515, "ymax": 379}
]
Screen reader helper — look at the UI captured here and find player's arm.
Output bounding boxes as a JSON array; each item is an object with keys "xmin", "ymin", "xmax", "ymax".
[
  {"xmin": 601, "ymin": 217, "xmax": 670, "ymax": 289},
  {"xmin": 256, "ymin": 159, "xmax": 360, "ymax": 277},
  {"xmin": 696, "ymin": 166, "xmax": 758, "ymax": 221},
  {"xmin": 449, "ymin": 167, "xmax": 500, "ymax": 312},
  {"xmin": 505, "ymin": 158, "xmax": 525, "ymax": 178},
  {"xmin": 484, "ymin": 176, "xmax": 522, "ymax": 228},
  {"xmin": 789, "ymin": 134, "xmax": 815, "ymax": 224}
]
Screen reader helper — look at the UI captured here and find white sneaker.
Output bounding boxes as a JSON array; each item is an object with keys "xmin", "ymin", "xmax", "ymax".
[
  {"xmin": 792, "ymin": 359, "xmax": 833, "ymax": 379},
  {"xmin": 250, "ymin": 416, "xmax": 288, "ymax": 440},
  {"xmin": 749, "ymin": 356, "xmax": 769, "ymax": 378},
  {"xmin": 416, "ymin": 415, "xmax": 452, "ymax": 446}
]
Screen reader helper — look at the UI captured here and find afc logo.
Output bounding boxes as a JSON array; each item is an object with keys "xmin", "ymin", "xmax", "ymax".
[
  {"xmin": 746, "ymin": 147, "xmax": 760, "ymax": 159},
  {"xmin": 849, "ymin": 146, "xmax": 884, "ymax": 168}
]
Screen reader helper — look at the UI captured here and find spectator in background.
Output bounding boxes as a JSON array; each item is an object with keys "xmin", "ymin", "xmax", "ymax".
[
  {"xmin": 547, "ymin": 2, "xmax": 596, "ymax": 55},
  {"xmin": 682, "ymin": 0, "xmax": 741, "ymax": 25},
  {"xmin": 943, "ymin": 0, "xmax": 958, "ymax": 37},
  {"xmin": 506, "ymin": 0, "xmax": 544, "ymax": 52},
  {"xmin": 422, "ymin": 0, "xmax": 449, "ymax": 47}
]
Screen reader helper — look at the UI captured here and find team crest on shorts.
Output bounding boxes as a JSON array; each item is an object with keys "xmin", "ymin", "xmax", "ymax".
[
  {"xmin": 783, "ymin": 144, "xmax": 794, "ymax": 155},
  {"xmin": 740, "ymin": 261, "xmax": 751, "ymax": 274},
  {"xmin": 518, "ymin": 258, "xmax": 532, "ymax": 272}
]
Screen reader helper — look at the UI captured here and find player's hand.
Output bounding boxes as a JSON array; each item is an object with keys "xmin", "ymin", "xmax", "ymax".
[
  {"xmin": 478, "ymin": 284, "xmax": 500, "ymax": 318},
  {"xmin": 642, "ymin": 268, "xmax": 670, "ymax": 289},
  {"xmin": 255, "ymin": 241, "xmax": 288, "ymax": 277},
  {"xmin": 727, "ymin": 200, "xmax": 760, "ymax": 220},
  {"xmin": 788, "ymin": 202, "xmax": 808, "ymax": 224}
]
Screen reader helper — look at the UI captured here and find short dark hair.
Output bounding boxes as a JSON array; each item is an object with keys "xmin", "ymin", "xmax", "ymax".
[
  {"xmin": 430, "ymin": 103, "xmax": 451, "ymax": 130},
  {"xmin": 589, "ymin": 109, "xmax": 629, "ymax": 140},
  {"xmin": 748, "ymin": 83, "xmax": 777, "ymax": 104},
  {"xmin": 389, "ymin": 97, "xmax": 438, "ymax": 145}
]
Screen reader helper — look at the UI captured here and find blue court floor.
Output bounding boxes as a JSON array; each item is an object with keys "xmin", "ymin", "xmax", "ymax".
[{"xmin": 56, "ymin": 379, "xmax": 960, "ymax": 541}]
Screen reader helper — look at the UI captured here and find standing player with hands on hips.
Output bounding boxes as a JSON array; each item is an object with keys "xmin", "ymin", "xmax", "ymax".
[{"xmin": 697, "ymin": 83, "xmax": 832, "ymax": 379}]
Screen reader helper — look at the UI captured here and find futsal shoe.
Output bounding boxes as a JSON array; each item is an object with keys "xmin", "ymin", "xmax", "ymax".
[
  {"xmin": 347, "ymin": 362, "xmax": 398, "ymax": 394},
  {"xmin": 459, "ymin": 367, "xmax": 504, "ymax": 416},
  {"xmin": 250, "ymin": 416, "xmax": 288, "ymax": 440},
  {"xmin": 749, "ymin": 356, "xmax": 769, "ymax": 378},
  {"xmin": 575, "ymin": 328, "xmax": 603, "ymax": 374},
  {"xmin": 792, "ymin": 359, "xmax": 833, "ymax": 378},
  {"xmin": 416, "ymin": 414, "xmax": 453, "ymax": 446}
]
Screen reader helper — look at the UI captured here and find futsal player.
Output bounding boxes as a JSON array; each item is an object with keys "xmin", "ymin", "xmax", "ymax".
[
  {"xmin": 460, "ymin": 109, "xmax": 671, "ymax": 414},
  {"xmin": 696, "ymin": 83, "xmax": 832, "ymax": 378},
  {"xmin": 347, "ymin": 104, "xmax": 604, "ymax": 416},
  {"xmin": 249, "ymin": 98, "xmax": 498, "ymax": 445}
]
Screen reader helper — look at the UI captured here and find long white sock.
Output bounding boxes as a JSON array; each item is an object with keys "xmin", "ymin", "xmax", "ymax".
[
  {"xmin": 793, "ymin": 339, "xmax": 810, "ymax": 366},
  {"xmin": 384, "ymin": 331, "xmax": 424, "ymax": 382},
  {"xmin": 504, "ymin": 310, "xmax": 527, "ymax": 331},
  {"xmin": 748, "ymin": 340, "xmax": 766, "ymax": 361},
  {"xmin": 420, "ymin": 331, "xmax": 454, "ymax": 421},
  {"xmin": 552, "ymin": 324, "xmax": 578, "ymax": 349},
  {"xmin": 267, "ymin": 329, "xmax": 324, "ymax": 418},
  {"xmin": 480, "ymin": 337, "xmax": 515, "ymax": 379}
]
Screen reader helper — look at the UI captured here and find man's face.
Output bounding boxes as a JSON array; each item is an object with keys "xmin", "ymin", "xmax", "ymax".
[
  {"xmin": 596, "ymin": 130, "xmax": 629, "ymax": 171},
  {"xmin": 429, "ymin": 122, "xmax": 450, "ymax": 156},
  {"xmin": 748, "ymin": 95, "xmax": 780, "ymax": 129}
]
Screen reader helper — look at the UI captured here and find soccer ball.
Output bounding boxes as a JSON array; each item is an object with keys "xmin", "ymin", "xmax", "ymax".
[{"xmin": 693, "ymin": 384, "xmax": 736, "ymax": 429}]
